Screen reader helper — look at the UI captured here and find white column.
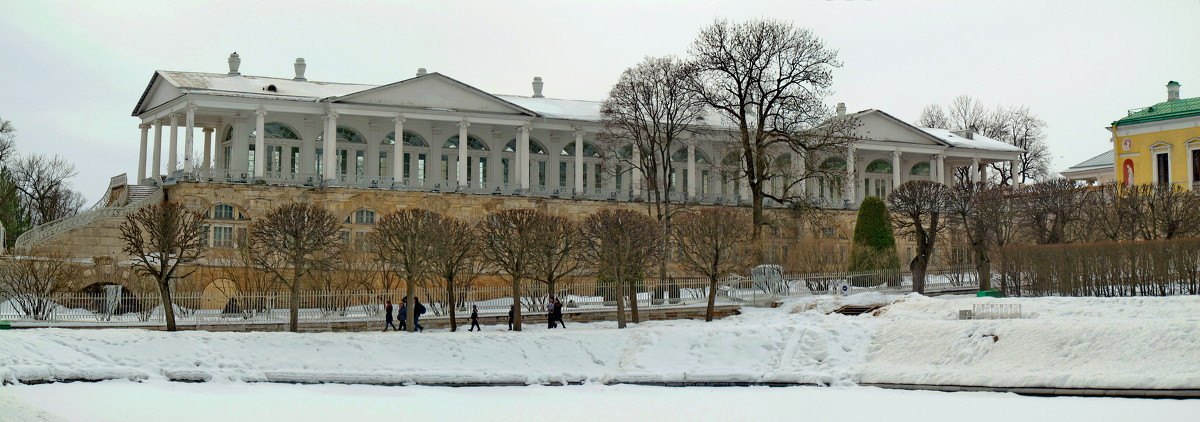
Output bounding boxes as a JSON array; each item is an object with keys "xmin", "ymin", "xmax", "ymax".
[
  {"xmin": 393, "ymin": 115, "xmax": 405, "ymax": 181},
  {"xmin": 936, "ymin": 153, "xmax": 946, "ymax": 185},
  {"xmin": 253, "ymin": 107, "xmax": 266, "ymax": 178},
  {"xmin": 518, "ymin": 125, "xmax": 531, "ymax": 189},
  {"xmin": 168, "ymin": 113, "xmax": 179, "ymax": 175},
  {"xmin": 323, "ymin": 111, "xmax": 338, "ymax": 181},
  {"xmin": 366, "ymin": 122, "xmax": 380, "ymax": 178},
  {"xmin": 152, "ymin": 120, "xmax": 163, "ymax": 180},
  {"xmin": 184, "ymin": 105, "xmax": 196, "ymax": 172},
  {"xmin": 300, "ymin": 118, "xmax": 316, "ymax": 175},
  {"xmin": 970, "ymin": 156, "xmax": 980, "ymax": 184},
  {"xmin": 137, "ymin": 124, "xmax": 150, "ymax": 183},
  {"xmin": 795, "ymin": 151, "xmax": 807, "ymax": 196},
  {"xmin": 1010, "ymin": 159, "xmax": 1019, "ymax": 186},
  {"xmin": 202, "ymin": 128, "xmax": 213, "ymax": 170},
  {"xmin": 457, "ymin": 120, "xmax": 470, "ymax": 187},
  {"xmin": 891, "ymin": 150, "xmax": 902, "ymax": 189},
  {"xmin": 231, "ymin": 117, "xmax": 250, "ymax": 174},
  {"xmin": 844, "ymin": 147, "xmax": 856, "ymax": 204},
  {"xmin": 574, "ymin": 128, "xmax": 584, "ymax": 192},
  {"xmin": 686, "ymin": 142, "xmax": 697, "ymax": 197}
]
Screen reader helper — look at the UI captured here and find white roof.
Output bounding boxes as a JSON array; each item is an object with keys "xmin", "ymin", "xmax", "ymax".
[
  {"xmin": 158, "ymin": 71, "xmax": 372, "ymax": 101},
  {"xmin": 495, "ymin": 95, "xmax": 603, "ymax": 122},
  {"xmin": 918, "ymin": 128, "xmax": 1025, "ymax": 153}
]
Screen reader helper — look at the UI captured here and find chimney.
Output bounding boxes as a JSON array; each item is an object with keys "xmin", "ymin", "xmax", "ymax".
[
  {"xmin": 1167, "ymin": 81, "xmax": 1181, "ymax": 102},
  {"xmin": 227, "ymin": 52, "xmax": 241, "ymax": 76},
  {"xmin": 532, "ymin": 77, "xmax": 544, "ymax": 98},
  {"xmin": 416, "ymin": 68, "xmax": 427, "ymax": 77},
  {"xmin": 836, "ymin": 102, "xmax": 846, "ymax": 117},
  {"xmin": 293, "ymin": 58, "xmax": 307, "ymax": 81}
]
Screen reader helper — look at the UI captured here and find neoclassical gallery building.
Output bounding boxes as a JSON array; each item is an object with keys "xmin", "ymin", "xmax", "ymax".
[{"xmin": 17, "ymin": 54, "xmax": 1022, "ymax": 270}]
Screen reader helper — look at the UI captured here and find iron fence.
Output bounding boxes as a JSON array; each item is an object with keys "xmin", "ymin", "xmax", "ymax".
[{"xmin": 0, "ymin": 266, "xmax": 981, "ymax": 325}]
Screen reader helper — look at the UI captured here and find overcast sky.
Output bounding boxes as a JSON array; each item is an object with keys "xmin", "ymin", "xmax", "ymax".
[{"xmin": 1, "ymin": 0, "xmax": 1197, "ymax": 203}]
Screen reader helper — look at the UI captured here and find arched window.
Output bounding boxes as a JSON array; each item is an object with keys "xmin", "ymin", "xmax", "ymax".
[
  {"xmin": 316, "ymin": 126, "xmax": 366, "ymax": 144},
  {"xmin": 223, "ymin": 126, "xmax": 233, "ymax": 142},
  {"xmin": 910, "ymin": 162, "xmax": 931, "ymax": 176},
  {"xmin": 346, "ymin": 209, "xmax": 376, "ymax": 225},
  {"xmin": 249, "ymin": 122, "xmax": 301, "ymax": 140},
  {"xmin": 382, "ymin": 130, "xmax": 428, "ymax": 147},
  {"xmin": 819, "ymin": 157, "xmax": 847, "ymax": 171},
  {"xmin": 444, "ymin": 134, "xmax": 489, "ymax": 150},
  {"xmin": 865, "ymin": 159, "xmax": 892, "ymax": 174},
  {"xmin": 209, "ymin": 204, "xmax": 235, "ymax": 220},
  {"xmin": 504, "ymin": 138, "xmax": 547, "ymax": 154},
  {"xmin": 561, "ymin": 141, "xmax": 602, "ymax": 157},
  {"xmin": 671, "ymin": 147, "xmax": 711, "ymax": 163}
]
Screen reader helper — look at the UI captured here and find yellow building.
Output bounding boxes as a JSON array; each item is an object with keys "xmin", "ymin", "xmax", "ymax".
[{"xmin": 1111, "ymin": 81, "xmax": 1200, "ymax": 189}]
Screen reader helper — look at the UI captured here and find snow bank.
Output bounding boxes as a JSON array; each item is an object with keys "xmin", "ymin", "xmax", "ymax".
[{"xmin": 3, "ymin": 294, "xmax": 1199, "ymax": 390}]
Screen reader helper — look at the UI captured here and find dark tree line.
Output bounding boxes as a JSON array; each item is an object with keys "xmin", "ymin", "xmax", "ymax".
[{"xmin": 0, "ymin": 116, "xmax": 87, "ymax": 249}]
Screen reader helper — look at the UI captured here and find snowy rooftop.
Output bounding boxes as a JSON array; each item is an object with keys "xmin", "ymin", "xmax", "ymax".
[
  {"xmin": 918, "ymin": 128, "xmax": 1025, "ymax": 153},
  {"xmin": 158, "ymin": 71, "xmax": 373, "ymax": 101}
]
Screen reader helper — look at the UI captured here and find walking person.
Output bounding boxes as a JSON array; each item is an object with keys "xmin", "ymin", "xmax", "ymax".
[
  {"xmin": 383, "ymin": 300, "xmax": 397, "ymax": 332},
  {"xmin": 507, "ymin": 304, "xmax": 515, "ymax": 331},
  {"xmin": 413, "ymin": 297, "xmax": 426, "ymax": 332},
  {"xmin": 553, "ymin": 297, "xmax": 566, "ymax": 329},
  {"xmin": 547, "ymin": 296, "xmax": 557, "ymax": 329},
  {"xmin": 398, "ymin": 297, "xmax": 408, "ymax": 332},
  {"xmin": 469, "ymin": 304, "xmax": 481, "ymax": 332}
]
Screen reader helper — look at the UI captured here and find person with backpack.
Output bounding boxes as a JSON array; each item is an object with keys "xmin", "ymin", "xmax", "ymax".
[
  {"xmin": 383, "ymin": 300, "xmax": 397, "ymax": 332},
  {"xmin": 413, "ymin": 297, "xmax": 426, "ymax": 332},
  {"xmin": 468, "ymin": 304, "xmax": 481, "ymax": 332}
]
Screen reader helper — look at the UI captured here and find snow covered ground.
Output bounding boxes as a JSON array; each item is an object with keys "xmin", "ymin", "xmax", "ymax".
[
  {"xmin": 2, "ymin": 293, "xmax": 1198, "ymax": 389},
  {"xmin": 2, "ymin": 380, "xmax": 1197, "ymax": 422}
]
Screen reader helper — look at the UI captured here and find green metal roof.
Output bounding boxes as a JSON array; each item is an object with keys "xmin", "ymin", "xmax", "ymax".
[{"xmin": 1113, "ymin": 96, "xmax": 1200, "ymax": 126}]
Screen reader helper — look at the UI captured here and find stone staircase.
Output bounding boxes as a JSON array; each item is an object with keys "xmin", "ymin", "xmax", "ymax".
[
  {"xmin": 831, "ymin": 305, "xmax": 881, "ymax": 316},
  {"xmin": 14, "ymin": 185, "xmax": 163, "ymax": 253}
]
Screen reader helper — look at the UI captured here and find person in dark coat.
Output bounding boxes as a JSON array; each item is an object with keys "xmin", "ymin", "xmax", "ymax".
[
  {"xmin": 547, "ymin": 297, "xmax": 557, "ymax": 329},
  {"xmin": 553, "ymin": 297, "xmax": 566, "ymax": 328},
  {"xmin": 468, "ymin": 304, "xmax": 481, "ymax": 332},
  {"xmin": 398, "ymin": 297, "xmax": 408, "ymax": 331},
  {"xmin": 507, "ymin": 304, "xmax": 515, "ymax": 331},
  {"xmin": 384, "ymin": 300, "xmax": 396, "ymax": 332},
  {"xmin": 413, "ymin": 297, "xmax": 426, "ymax": 332}
]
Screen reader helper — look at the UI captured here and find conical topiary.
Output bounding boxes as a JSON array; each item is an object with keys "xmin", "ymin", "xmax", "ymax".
[{"xmin": 848, "ymin": 197, "xmax": 900, "ymax": 283}]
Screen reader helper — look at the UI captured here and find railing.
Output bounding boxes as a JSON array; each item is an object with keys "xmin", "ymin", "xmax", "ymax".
[
  {"xmin": 0, "ymin": 266, "xmax": 982, "ymax": 325},
  {"xmin": 13, "ymin": 187, "xmax": 163, "ymax": 252}
]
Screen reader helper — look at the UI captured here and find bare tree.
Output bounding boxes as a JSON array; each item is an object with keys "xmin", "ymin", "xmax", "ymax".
[
  {"xmin": 672, "ymin": 208, "xmax": 755, "ymax": 321},
  {"xmin": 1130, "ymin": 184, "xmax": 1200, "ymax": 240},
  {"xmin": 371, "ymin": 209, "xmax": 441, "ymax": 332},
  {"xmin": 119, "ymin": 202, "xmax": 206, "ymax": 331},
  {"xmin": 1018, "ymin": 179, "xmax": 1088, "ymax": 244},
  {"xmin": 526, "ymin": 213, "xmax": 585, "ymax": 318},
  {"xmin": 209, "ymin": 245, "xmax": 280, "ymax": 313},
  {"xmin": 427, "ymin": 213, "xmax": 478, "ymax": 332},
  {"xmin": 248, "ymin": 202, "xmax": 343, "ymax": 332},
  {"xmin": 9, "ymin": 154, "xmax": 85, "ymax": 225},
  {"xmin": 580, "ymin": 209, "xmax": 662, "ymax": 328},
  {"xmin": 887, "ymin": 181, "xmax": 952, "ymax": 294},
  {"xmin": 0, "ymin": 116, "xmax": 15, "ymax": 165},
  {"xmin": 689, "ymin": 19, "xmax": 856, "ymax": 239},
  {"xmin": 1081, "ymin": 183, "xmax": 1140, "ymax": 242},
  {"xmin": 915, "ymin": 104, "xmax": 949, "ymax": 129},
  {"xmin": 599, "ymin": 55, "xmax": 706, "ymax": 301},
  {"xmin": 948, "ymin": 183, "xmax": 1018, "ymax": 290},
  {"xmin": 918, "ymin": 96, "xmax": 1050, "ymax": 185},
  {"xmin": 0, "ymin": 251, "xmax": 82, "ymax": 320},
  {"xmin": 478, "ymin": 209, "xmax": 546, "ymax": 331}
]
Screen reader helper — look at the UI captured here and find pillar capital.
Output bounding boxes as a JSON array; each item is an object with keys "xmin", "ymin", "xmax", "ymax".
[
  {"xmin": 138, "ymin": 123, "xmax": 152, "ymax": 130},
  {"xmin": 892, "ymin": 149, "xmax": 902, "ymax": 158},
  {"xmin": 392, "ymin": 113, "xmax": 406, "ymax": 124},
  {"xmin": 169, "ymin": 113, "xmax": 180, "ymax": 122},
  {"xmin": 202, "ymin": 127, "xmax": 215, "ymax": 134},
  {"xmin": 458, "ymin": 119, "xmax": 471, "ymax": 129},
  {"xmin": 186, "ymin": 104, "xmax": 198, "ymax": 113},
  {"xmin": 254, "ymin": 106, "xmax": 268, "ymax": 117}
]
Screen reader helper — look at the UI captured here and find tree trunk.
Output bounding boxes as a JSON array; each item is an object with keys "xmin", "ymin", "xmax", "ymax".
[
  {"xmin": 629, "ymin": 276, "xmax": 640, "ymax": 323},
  {"xmin": 289, "ymin": 280, "xmax": 300, "ymax": 332},
  {"xmin": 616, "ymin": 277, "xmax": 627, "ymax": 329},
  {"xmin": 406, "ymin": 281, "xmax": 416, "ymax": 333},
  {"xmin": 447, "ymin": 276, "xmax": 457, "ymax": 332},
  {"xmin": 911, "ymin": 255, "xmax": 928, "ymax": 295},
  {"xmin": 974, "ymin": 247, "xmax": 991, "ymax": 291},
  {"xmin": 751, "ymin": 190, "xmax": 765, "ymax": 245},
  {"xmin": 511, "ymin": 275, "xmax": 522, "ymax": 331},
  {"xmin": 705, "ymin": 276, "xmax": 717, "ymax": 322},
  {"xmin": 158, "ymin": 277, "xmax": 176, "ymax": 332}
]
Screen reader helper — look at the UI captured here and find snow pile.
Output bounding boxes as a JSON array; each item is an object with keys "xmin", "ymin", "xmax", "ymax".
[{"xmin": 3, "ymin": 294, "xmax": 1199, "ymax": 390}]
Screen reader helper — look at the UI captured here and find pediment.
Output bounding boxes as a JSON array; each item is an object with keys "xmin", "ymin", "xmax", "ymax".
[
  {"xmin": 132, "ymin": 72, "xmax": 183, "ymax": 116},
  {"xmin": 333, "ymin": 73, "xmax": 536, "ymax": 117},
  {"xmin": 1149, "ymin": 141, "xmax": 1172, "ymax": 150},
  {"xmin": 853, "ymin": 111, "xmax": 948, "ymax": 146},
  {"xmin": 1185, "ymin": 137, "xmax": 1200, "ymax": 145}
]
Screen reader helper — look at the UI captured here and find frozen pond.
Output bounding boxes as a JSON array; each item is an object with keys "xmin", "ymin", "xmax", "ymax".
[{"xmin": 1, "ymin": 381, "xmax": 1195, "ymax": 422}]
